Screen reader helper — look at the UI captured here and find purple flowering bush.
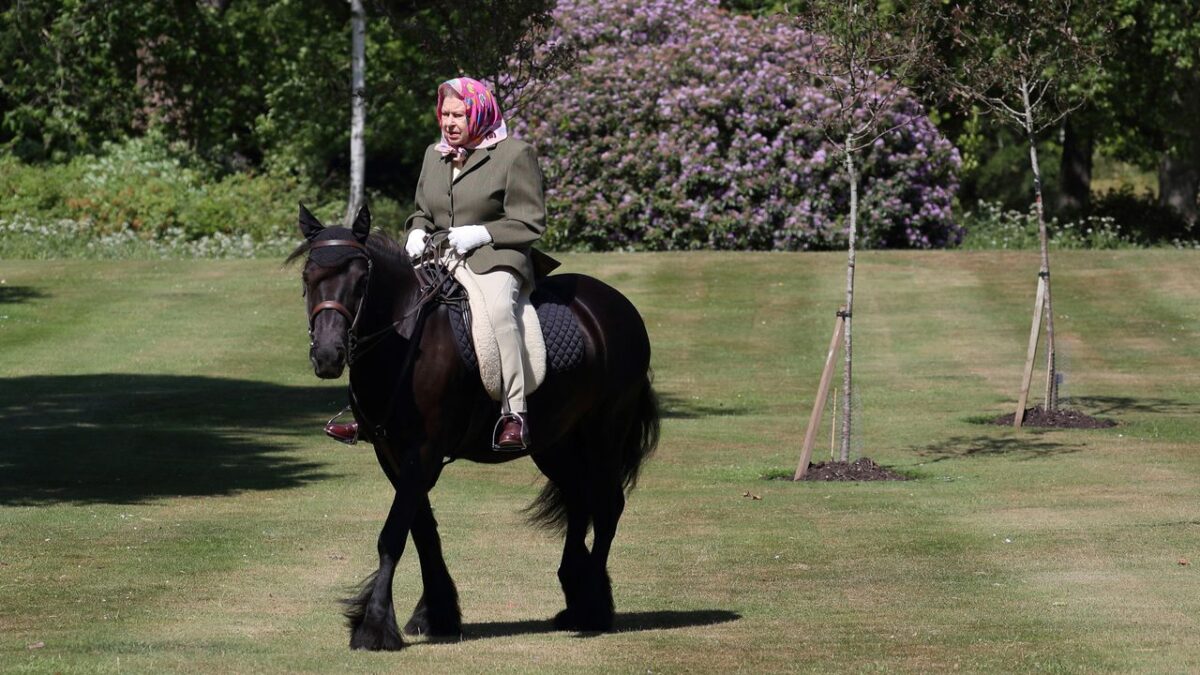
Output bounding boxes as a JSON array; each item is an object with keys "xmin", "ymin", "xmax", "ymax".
[{"xmin": 512, "ymin": 0, "xmax": 961, "ymax": 250}]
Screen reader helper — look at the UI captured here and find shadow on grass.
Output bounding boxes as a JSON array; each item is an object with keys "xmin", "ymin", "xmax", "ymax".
[
  {"xmin": 1067, "ymin": 395, "xmax": 1200, "ymax": 416},
  {"xmin": 912, "ymin": 433, "xmax": 1083, "ymax": 463},
  {"xmin": 658, "ymin": 392, "xmax": 750, "ymax": 419},
  {"xmin": 0, "ymin": 374, "xmax": 344, "ymax": 505},
  {"xmin": 0, "ymin": 284, "xmax": 49, "ymax": 305},
  {"xmin": 459, "ymin": 609, "xmax": 741, "ymax": 641},
  {"xmin": 966, "ymin": 396, "xmax": 1199, "ymax": 426}
]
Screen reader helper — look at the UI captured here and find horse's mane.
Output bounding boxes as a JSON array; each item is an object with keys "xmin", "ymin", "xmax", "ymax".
[
  {"xmin": 284, "ymin": 230, "xmax": 404, "ymax": 267},
  {"xmin": 365, "ymin": 231, "xmax": 404, "ymax": 260}
]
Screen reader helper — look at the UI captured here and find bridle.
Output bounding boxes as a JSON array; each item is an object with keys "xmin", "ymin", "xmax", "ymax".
[{"xmin": 306, "ymin": 238, "xmax": 392, "ymax": 366}]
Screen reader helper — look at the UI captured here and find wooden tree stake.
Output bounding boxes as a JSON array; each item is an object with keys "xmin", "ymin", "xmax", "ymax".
[
  {"xmin": 795, "ymin": 308, "xmax": 846, "ymax": 480},
  {"xmin": 1014, "ymin": 275, "xmax": 1047, "ymax": 428}
]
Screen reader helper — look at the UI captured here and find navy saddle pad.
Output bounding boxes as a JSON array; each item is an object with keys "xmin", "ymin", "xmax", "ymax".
[{"xmin": 446, "ymin": 284, "xmax": 585, "ymax": 376}]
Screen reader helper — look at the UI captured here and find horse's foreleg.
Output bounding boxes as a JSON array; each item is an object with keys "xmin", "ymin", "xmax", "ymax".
[
  {"xmin": 345, "ymin": 488, "xmax": 418, "ymax": 651},
  {"xmin": 403, "ymin": 493, "xmax": 462, "ymax": 638}
]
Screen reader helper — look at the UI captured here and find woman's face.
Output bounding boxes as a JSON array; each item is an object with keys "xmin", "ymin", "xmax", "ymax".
[{"xmin": 440, "ymin": 95, "xmax": 467, "ymax": 146}]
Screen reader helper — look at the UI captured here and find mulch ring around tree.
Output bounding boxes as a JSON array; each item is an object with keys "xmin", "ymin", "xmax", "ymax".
[
  {"xmin": 990, "ymin": 405, "xmax": 1116, "ymax": 429},
  {"xmin": 800, "ymin": 458, "xmax": 908, "ymax": 482}
]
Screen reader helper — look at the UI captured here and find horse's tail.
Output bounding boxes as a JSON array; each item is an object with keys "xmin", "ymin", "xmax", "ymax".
[
  {"xmin": 525, "ymin": 480, "xmax": 569, "ymax": 533},
  {"xmin": 620, "ymin": 372, "xmax": 660, "ymax": 493},
  {"xmin": 525, "ymin": 371, "xmax": 660, "ymax": 533}
]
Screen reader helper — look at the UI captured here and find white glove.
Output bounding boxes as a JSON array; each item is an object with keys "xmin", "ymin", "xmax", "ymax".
[
  {"xmin": 447, "ymin": 225, "xmax": 492, "ymax": 255},
  {"xmin": 405, "ymin": 229, "xmax": 427, "ymax": 258}
]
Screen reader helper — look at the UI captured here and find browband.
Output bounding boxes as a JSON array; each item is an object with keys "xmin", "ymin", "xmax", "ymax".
[{"xmin": 309, "ymin": 239, "xmax": 369, "ymax": 254}]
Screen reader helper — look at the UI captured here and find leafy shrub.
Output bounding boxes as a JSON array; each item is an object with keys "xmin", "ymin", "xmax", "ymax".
[
  {"xmin": 513, "ymin": 0, "xmax": 961, "ymax": 251},
  {"xmin": 1088, "ymin": 186, "xmax": 1195, "ymax": 245},
  {"xmin": 0, "ymin": 216, "xmax": 299, "ymax": 260},
  {"xmin": 0, "ymin": 134, "xmax": 411, "ymax": 258},
  {"xmin": 958, "ymin": 201, "xmax": 1133, "ymax": 250}
]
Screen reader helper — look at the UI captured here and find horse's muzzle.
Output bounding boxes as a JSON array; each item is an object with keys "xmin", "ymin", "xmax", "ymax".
[{"xmin": 311, "ymin": 341, "xmax": 347, "ymax": 379}]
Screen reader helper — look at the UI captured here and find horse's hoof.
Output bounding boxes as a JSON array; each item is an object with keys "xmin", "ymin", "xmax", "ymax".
[
  {"xmin": 350, "ymin": 625, "xmax": 406, "ymax": 651},
  {"xmin": 402, "ymin": 616, "xmax": 425, "ymax": 637},
  {"xmin": 553, "ymin": 607, "xmax": 580, "ymax": 631},
  {"xmin": 403, "ymin": 617, "xmax": 461, "ymax": 638},
  {"xmin": 404, "ymin": 604, "xmax": 463, "ymax": 638},
  {"xmin": 553, "ymin": 607, "xmax": 613, "ymax": 632}
]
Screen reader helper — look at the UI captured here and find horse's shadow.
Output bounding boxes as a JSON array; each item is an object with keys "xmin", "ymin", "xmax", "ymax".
[
  {"xmin": 0, "ymin": 373, "xmax": 340, "ymax": 505},
  {"xmin": 0, "ymin": 284, "xmax": 49, "ymax": 305},
  {"xmin": 454, "ymin": 609, "xmax": 741, "ymax": 641},
  {"xmin": 657, "ymin": 392, "xmax": 750, "ymax": 419}
]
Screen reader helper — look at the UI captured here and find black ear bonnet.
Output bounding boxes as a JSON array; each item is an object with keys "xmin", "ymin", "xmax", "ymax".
[{"xmin": 307, "ymin": 227, "xmax": 369, "ymax": 267}]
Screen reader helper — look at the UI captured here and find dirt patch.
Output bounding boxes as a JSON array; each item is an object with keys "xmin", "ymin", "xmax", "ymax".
[
  {"xmin": 799, "ymin": 458, "xmax": 909, "ymax": 482},
  {"xmin": 990, "ymin": 406, "xmax": 1116, "ymax": 429}
]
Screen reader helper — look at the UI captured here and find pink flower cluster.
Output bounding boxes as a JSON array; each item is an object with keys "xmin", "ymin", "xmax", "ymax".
[{"xmin": 513, "ymin": 0, "xmax": 962, "ymax": 250}]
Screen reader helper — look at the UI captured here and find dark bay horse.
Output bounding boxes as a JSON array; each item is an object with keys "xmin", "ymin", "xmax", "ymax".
[{"xmin": 290, "ymin": 205, "xmax": 659, "ymax": 650}]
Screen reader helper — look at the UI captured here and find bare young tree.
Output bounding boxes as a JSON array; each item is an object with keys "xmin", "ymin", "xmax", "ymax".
[
  {"xmin": 940, "ymin": 1, "xmax": 1107, "ymax": 422},
  {"xmin": 798, "ymin": 0, "xmax": 937, "ymax": 463}
]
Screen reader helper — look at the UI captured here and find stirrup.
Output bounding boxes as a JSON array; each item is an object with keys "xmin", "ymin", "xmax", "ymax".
[
  {"xmin": 492, "ymin": 411, "xmax": 530, "ymax": 452},
  {"xmin": 324, "ymin": 407, "xmax": 358, "ymax": 446}
]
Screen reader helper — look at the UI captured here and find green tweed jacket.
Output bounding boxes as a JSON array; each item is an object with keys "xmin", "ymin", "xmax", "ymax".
[{"xmin": 404, "ymin": 138, "xmax": 559, "ymax": 284}]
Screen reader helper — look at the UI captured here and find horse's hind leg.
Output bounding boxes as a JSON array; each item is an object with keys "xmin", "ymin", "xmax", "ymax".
[
  {"xmin": 534, "ymin": 442, "xmax": 625, "ymax": 632},
  {"xmin": 344, "ymin": 489, "xmax": 416, "ymax": 650},
  {"xmin": 579, "ymin": 473, "xmax": 624, "ymax": 631},
  {"xmin": 403, "ymin": 494, "xmax": 462, "ymax": 638},
  {"xmin": 572, "ymin": 396, "xmax": 645, "ymax": 632},
  {"xmin": 531, "ymin": 450, "xmax": 594, "ymax": 630}
]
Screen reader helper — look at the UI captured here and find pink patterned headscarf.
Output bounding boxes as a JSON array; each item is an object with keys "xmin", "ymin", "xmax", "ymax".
[{"xmin": 435, "ymin": 77, "xmax": 508, "ymax": 161}]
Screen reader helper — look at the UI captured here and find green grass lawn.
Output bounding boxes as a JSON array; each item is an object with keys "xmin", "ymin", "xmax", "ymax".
[{"xmin": 2, "ymin": 251, "xmax": 1198, "ymax": 673}]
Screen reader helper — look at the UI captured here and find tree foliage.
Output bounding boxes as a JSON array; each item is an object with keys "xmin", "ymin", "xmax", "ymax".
[
  {"xmin": 0, "ymin": 1, "xmax": 265, "ymax": 163},
  {"xmin": 0, "ymin": 0, "xmax": 560, "ymax": 203},
  {"xmin": 1098, "ymin": 1, "xmax": 1200, "ymax": 166},
  {"xmin": 940, "ymin": 0, "xmax": 1108, "ymax": 137}
]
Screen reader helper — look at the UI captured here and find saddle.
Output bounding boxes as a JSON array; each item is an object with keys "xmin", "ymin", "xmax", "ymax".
[{"xmin": 437, "ymin": 267, "xmax": 585, "ymax": 401}]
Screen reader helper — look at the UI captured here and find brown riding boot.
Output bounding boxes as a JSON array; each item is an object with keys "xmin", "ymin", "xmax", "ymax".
[
  {"xmin": 324, "ymin": 421, "xmax": 359, "ymax": 445},
  {"xmin": 493, "ymin": 412, "xmax": 529, "ymax": 451}
]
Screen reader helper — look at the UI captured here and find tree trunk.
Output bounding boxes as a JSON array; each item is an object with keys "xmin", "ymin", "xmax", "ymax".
[
  {"xmin": 345, "ymin": 0, "xmax": 367, "ymax": 226},
  {"xmin": 840, "ymin": 137, "xmax": 857, "ymax": 463},
  {"xmin": 1055, "ymin": 117, "xmax": 1093, "ymax": 214},
  {"xmin": 1023, "ymin": 78, "xmax": 1057, "ymax": 410},
  {"xmin": 1158, "ymin": 153, "xmax": 1199, "ymax": 226}
]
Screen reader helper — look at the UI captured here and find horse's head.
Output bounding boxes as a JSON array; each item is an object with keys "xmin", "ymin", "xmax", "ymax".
[{"xmin": 294, "ymin": 203, "xmax": 372, "ymax": 379}]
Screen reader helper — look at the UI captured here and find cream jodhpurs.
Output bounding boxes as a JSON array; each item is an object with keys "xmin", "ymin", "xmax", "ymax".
[{"xmin": 456, "ymin": 264, "xmax": 530, "ymax": 413}]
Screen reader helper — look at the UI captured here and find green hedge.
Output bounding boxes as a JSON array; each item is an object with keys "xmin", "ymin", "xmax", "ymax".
[{"xmin": 0, "ymin": 136, "xmax": 411, "ymax": 259}]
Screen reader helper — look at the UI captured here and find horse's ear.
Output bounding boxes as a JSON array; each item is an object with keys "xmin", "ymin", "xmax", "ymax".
[
  {"xmin": 351, "ymin": 203, "xmax": 371, "ymax": 242},
  {"xmin": 298, "ymin": 202, "xmax": 323, "ymax": 240}
]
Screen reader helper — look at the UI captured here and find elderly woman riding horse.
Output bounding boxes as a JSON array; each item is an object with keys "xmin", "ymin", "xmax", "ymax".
[{"xmin": 326, "ymin": 76, "xmax": 555, "ymax": 450}]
